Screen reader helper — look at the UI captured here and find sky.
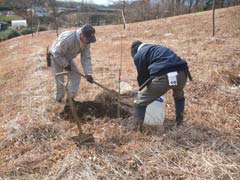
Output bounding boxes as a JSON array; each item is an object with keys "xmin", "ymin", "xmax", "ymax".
[
  {"xmin": 60, "ymin": 0, "xmax": 118, "ymax": 6},
  {"xmin": 57, "ymin": 0, "xmax": 122, "ymax": 6},
  {"xmin": 92, "ymin": 0, "xmax": 113, "ymax": 5},
  {"xmin": 58, "ymin": 0, "xmax": 124, "ymax": 6}
]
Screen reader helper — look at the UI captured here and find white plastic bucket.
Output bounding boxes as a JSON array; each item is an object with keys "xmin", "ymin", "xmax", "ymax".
[{"xmin": 144, "ymin": 97, "xmax": 165, "ymax": 126}]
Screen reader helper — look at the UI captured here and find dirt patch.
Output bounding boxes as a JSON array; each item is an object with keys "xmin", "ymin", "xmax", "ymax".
[
  {"xmin": 60, "ymin": 91, "xmax": 134, "ymax": 121},
  {"xmin": 1, "ymin": 6, "xmax": 240, "ymax": 180}
]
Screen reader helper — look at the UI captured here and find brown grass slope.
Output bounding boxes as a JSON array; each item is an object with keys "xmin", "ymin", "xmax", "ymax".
[{"xmin": 0, "ymin": 6, "xmax": 239, "ymax": 180}]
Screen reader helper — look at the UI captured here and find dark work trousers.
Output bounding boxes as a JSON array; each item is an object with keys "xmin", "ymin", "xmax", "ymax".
[{"xmin": 135, "ymin": 70, "xmax": 187, "ymax": 106}]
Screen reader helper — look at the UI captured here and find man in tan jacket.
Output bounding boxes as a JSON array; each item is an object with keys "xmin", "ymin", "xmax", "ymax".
[{"xmin": 50, "ymin": 24, "xmax": 96, "ymax": 103}]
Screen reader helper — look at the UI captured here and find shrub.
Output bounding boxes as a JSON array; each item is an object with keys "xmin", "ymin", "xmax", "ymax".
[
  {"xmin": 7, "ymin": 29, "xmax": 21, "ymax": 38},
  {"xmin": 20, "ymin": 28, "xmax": 34, "ymax": 35},
  {"xmin": 38, "ymin": 26, "xmax": 48, "ymax": 32},
  {"xmin": 20, "ymin": 26, "xmax": 48, "ymax": 35},
  {"xmin": 0, "ymin": 26, "xmax": 48, "ymax": 41},
  {"xmin": 0, "ymin": 29, "xmax": 21, "ymax": 41}
]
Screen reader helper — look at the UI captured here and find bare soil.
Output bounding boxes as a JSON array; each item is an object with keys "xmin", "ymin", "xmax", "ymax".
[{"xmin": 61, "ymin": 92, "xmax": 133, "ymax": 120}]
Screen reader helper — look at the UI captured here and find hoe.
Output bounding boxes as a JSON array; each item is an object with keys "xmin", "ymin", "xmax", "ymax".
[
  {"xmin": 55, "ymin": 71, "xmax": 95, "ymax": 144},
  {"xmin": 55, "ymin": 71, "xmax": 118, "ymax": 144}
]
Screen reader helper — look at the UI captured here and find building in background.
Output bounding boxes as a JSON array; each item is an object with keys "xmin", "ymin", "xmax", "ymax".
[{"xmin": 0, "ymin": 22, "xmax": 8, "ymax": 31}]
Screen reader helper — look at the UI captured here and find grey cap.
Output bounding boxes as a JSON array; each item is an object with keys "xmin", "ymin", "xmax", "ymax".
[{"xmin": 81, "ymin": 24, "xmax": 96, "ymax": 43}]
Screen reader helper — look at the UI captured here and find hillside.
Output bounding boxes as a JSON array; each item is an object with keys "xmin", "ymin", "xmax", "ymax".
[{"xmin": 0, "ymin": 6, "xmax": 239, "ymax": 179}]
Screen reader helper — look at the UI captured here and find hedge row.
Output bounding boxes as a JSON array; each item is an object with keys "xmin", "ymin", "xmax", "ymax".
[
  {"xmin": 0, "ymin": 29, "xmax": 21, "ymax": 41},
  {"xmin": 0, "ymin": 26, "xmax": 48, "ymax": 42}
]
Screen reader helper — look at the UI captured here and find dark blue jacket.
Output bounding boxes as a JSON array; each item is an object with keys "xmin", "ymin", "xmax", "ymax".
[{"xmin": 134, "ymin": 44, "xmax": 188, "ymax": 86}]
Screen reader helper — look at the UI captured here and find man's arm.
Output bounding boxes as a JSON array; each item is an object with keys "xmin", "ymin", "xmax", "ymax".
[
  {"xmin": 81, "ymin": 44, "xmax": 93, "ymax": 76},
  {"xmin": 134, "ymin": 54, "xmax": 149, "ymax": 87}
]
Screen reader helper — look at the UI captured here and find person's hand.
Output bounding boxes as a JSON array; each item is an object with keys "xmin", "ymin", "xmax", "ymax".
[
  {"xmin": 86, "ymin": 75, "xmax": 94, "ymax": 83},
  {"xmin": 64, "ymin": 64, "xmax": 71, "ymax": 71}
]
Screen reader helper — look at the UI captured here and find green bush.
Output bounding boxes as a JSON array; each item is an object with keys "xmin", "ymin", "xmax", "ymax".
[
  {"xmin": 7, "ymin": 29, "xmax": 21, "ymax": 39},
  {"xmin": 38, "ymin": 26, "xmax": 48, "ymax": 31},
  {"xmin": 0, "ymin": 26, "xmax": 48, "ymax": 41},
  {"xmin": 20, "ymin": 28, "xmax": 34, "ymax": 35},
  {"xmin": 20, "ymin": 26, "xmax": 48, "ymax": 35},
  {"xmin": 0, "ymin": 29, "xmax": 21, "ymax": 41}
]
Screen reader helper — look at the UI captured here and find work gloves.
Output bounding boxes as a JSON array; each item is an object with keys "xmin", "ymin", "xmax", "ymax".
[
  {"xmin": 63, "ymin": 64, "xmax": 93, "ymax": 84},
  {"xmin": 86, "ymin": 75, "xmax": 94, "ymax": 83},
  {"xmin": 64, "ymin": 64, "xmax": 71, "ymax": 71}
]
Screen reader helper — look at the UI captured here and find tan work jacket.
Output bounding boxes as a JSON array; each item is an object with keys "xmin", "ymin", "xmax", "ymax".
[{"xmin": 50, "ymin": 29, "xmax": 92, "ymax": 75}]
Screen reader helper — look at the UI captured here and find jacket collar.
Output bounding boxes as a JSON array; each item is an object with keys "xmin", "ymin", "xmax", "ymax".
[{"xmin": 137, "ymin": 43, "xmax": 146, "ymax": 52}]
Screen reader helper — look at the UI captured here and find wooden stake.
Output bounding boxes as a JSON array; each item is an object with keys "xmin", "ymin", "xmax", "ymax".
[{"xmin": 212, "ymin": 0, "xmax": 216, "ymax": 36}]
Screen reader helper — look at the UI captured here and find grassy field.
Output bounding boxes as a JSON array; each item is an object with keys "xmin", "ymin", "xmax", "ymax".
[{"xmin": 0, "ymin": 6, "xmax": 239, "ymax": 179}]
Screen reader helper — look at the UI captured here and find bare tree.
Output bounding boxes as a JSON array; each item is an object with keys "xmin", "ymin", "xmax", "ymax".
[
  {"xmin": 8, "ymin": 0, "xmax": 36, "ymax": 37},
  {"xmin": 187, "ymin": 0, "xmax": 195, "ymax": 13},
  {"xmin": 135, "ymin": 0, "xmax": 151, "ymax": 21},
  {"xmin": 175, "ymin": 0, "xmax": 181, "ymax": 15},
  {"xmin": 110, "ymin": 0, "xmax": 240, "ymax": 23},
  {"xmin": 9, "ymin": 0, "xmax": 33, "ymax": 19},
  {"xmin": 27, "ymin": 6, "xmax": 34, "ymax": 37},
  {"xmin": 0, "ymin": 0, "xmax": 6, "ymax": 5},
  {"xmin": 122, "ymin": 0, "xmax": 127, "ymax": 29},
  {"xmin": 218, "ymin": 0, "xmax": 225, "ymax": 8},
  {"xmin": 194, "ymin": 0, "xmax": 201, "ymax": 11},
  {"xmin": 48, "ymin": 0, "xmax": 59, "ymax": 36}
]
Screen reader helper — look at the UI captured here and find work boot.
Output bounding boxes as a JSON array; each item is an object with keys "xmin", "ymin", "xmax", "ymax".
[
  {"xmin": 55, "ymin": 97, "xmax": 63, "ymax": 103},
  {"xmin": 133, "ymin": 105, "xmax": 146, "ymax": 132},
  {"xmin": 55, "ymin": 93, "xmax": 64, "ymax": 103},
  {"xmin": 174, "ymin": 98, "xmax": 185, "ymax": 126},
  {"xmin": 56, "ymin": 99, "xmax": 62, "ymax": 103}
]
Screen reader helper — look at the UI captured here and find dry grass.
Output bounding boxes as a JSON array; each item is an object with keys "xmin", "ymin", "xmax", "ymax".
[{"xmin": 0, "ymin": 6, "xmax": 240, "ymax": 179}]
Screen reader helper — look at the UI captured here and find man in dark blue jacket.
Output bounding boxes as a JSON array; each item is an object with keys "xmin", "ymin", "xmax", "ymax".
[{"xmin": 131, "ymin": 40, "xmax": 191, "ymax": 132}]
